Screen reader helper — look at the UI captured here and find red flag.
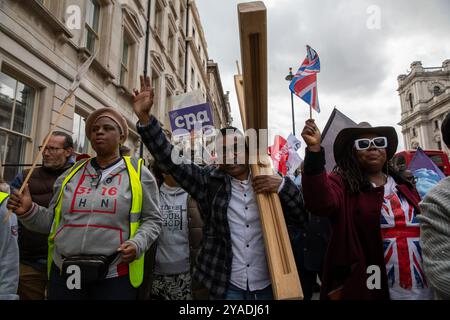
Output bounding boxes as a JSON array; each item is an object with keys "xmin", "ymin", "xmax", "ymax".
[{"xmin": 268, "ymin": 135, "xmax": 289, "ymax": 175}]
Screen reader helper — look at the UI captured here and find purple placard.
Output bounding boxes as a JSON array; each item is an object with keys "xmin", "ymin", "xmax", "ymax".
[{"xmin": 169, "ymin": 102, "xmax": 214, "ymax": 134}]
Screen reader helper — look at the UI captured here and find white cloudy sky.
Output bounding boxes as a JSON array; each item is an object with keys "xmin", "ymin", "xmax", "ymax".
[{"xmin": 196, "ymin": 0, "xmax": 450, "ymax": 156}]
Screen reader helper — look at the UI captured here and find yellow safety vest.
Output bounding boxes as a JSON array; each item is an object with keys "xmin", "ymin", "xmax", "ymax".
[
  {"xmin": 48, "ymin": 156, "xmax": 144, "ymax": 288},
  {"xmin": 0, "ymin": 191, "xmax": 9, "ymax": 205}
]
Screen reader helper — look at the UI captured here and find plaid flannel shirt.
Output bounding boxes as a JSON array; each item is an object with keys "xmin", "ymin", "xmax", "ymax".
[{"xmin": 137, "ymin": 116, "xmax": 306, "ymax": 299}]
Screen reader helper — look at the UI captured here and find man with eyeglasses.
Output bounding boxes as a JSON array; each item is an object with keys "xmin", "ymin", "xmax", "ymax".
[{"xmin": 10, "ymin": 131, "xmax": 74, "ymax": 300}]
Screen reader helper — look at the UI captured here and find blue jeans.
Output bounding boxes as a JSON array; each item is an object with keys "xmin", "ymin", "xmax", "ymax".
[{"xmin": 225, "ymin": 283, "xmax": 273, "ymax": 300}]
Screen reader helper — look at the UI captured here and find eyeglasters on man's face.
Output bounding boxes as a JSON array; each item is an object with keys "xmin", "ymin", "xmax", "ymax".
[
  {"xmin": 38, "ymin": 146, "xmax": 65, "ymax": 154},
  {"xmin": 354, "ymin": 137, "xmax": 387, "ymax": 151}
]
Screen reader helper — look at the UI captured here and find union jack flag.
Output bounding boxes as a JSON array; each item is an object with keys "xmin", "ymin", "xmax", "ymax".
[
  {"xmin": 381, "ymin": 192, "xmax": 428, "ymax": 291},
  {"xmin": 289, "ymin": 45, "xmax": 321, "ymax": 112}
]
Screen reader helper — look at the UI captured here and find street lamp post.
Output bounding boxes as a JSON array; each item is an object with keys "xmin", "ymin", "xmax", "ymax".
[{"xmin": 285, "ymin": 67, "xmax": 295, "ymax": 136}]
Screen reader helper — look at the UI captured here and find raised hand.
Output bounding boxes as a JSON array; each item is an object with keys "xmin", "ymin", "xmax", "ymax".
[
  {"xmin": 7, "ymin": 184, "xmax": 33, "ymax": 216},
  {"xmin": 132, "ymin": 75, "xmax": 154, "ymax": 125},
  {"xmin": 301, "ymin": 119, "xmax": 322, "ymax": 152}
]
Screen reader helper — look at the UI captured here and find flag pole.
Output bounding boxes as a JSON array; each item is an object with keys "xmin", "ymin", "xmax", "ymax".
[
  {"xmin": 285, "ymin": 68, "xmax": 296, "ymax": 136},
  {"xmin": 310, "ymin": 105, "xmax": 312, "ymax": 119},
  {"xmin": 140, "ymin": 0, "xmax": 152, "ymax": 159}
]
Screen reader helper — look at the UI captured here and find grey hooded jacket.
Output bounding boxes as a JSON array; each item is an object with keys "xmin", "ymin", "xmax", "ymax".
[
  {"xmin": 19, "ymin": 158, "xmax": 162, "ymax": 278},
  {"xmin": 0, "ymin": 194, "xmax": 19, "ymax": 300}
]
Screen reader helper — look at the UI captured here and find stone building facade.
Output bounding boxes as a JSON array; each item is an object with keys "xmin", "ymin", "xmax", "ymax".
[
  {"xmin": 397, "ymin": 60, "xmax": 450, "ymax": 155},
  {"xmin": 0, "ymin": 0, "xmax": 231, "ymax": 182}
]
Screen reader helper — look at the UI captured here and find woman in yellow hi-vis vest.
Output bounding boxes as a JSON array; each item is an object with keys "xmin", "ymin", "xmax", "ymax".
[{"xmin": 8, "ymin": 108, "xmax": 162, "ymax": 300}]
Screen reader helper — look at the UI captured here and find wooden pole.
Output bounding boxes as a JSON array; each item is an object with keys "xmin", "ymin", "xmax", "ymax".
[
  {"xmin": 237, "ymin": 1, "xmax": 303, "ymax": 300},
  {"xmin": 235, "ymin": 60, "xmax": 241, "ymax": 76}
]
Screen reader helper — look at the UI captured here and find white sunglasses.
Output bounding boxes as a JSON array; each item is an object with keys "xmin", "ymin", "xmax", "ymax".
[{"xmin": 354, "ymin": 137, "xmax": 388, "ymax": 150}]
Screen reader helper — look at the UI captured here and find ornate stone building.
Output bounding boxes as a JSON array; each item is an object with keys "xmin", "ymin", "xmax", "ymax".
[
  {"xmin": 0, "ymin": 0, "xmax": 231, "ymax": 181},
  {"xmin": 397, "ymin": 60, "xmax": 450, "ymax": 155}
]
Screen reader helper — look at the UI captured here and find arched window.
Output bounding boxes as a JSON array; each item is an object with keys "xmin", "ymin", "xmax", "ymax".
[
  {"xmin": 434, "ymin": 120, "xmax": 439, "ymax": 130},
  {"xmin": 433, "ymin": 86, "xmax": 442, "ymax": 96},
  {"xmin": 408, "ymin": 93, "xmax": 414, "ymax": 110}
]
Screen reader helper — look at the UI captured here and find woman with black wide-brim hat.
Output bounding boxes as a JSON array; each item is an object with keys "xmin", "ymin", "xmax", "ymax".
[{"xmin": 300, "ymin": 119, "xmax": 433, "ymax": 300}]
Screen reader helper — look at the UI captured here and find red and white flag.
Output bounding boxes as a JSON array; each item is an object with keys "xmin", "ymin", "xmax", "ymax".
[{"xmin": 268, "ymin": 134, "xmax": 302, "ymax": 176}]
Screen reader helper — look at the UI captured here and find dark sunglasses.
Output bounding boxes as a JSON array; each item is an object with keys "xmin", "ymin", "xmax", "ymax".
[{"xmin": 354, "ymin": 137, "xmax": 388, "ymax": 151}]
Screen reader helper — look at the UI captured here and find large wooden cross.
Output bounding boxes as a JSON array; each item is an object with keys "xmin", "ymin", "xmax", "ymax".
[{"xmin": 234, "ymin": 1, "xmax": 303, "ymax": 300}]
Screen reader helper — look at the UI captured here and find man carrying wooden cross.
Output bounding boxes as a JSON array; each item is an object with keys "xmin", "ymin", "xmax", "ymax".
[{"xmin": 132, "ymin": 76, "xmax": 306, "ymax": 300}]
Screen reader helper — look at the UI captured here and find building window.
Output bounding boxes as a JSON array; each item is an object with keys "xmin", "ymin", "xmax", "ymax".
[
  {"xmin": 72, "ymin": 111, "xmax": 89, "ymax": 155},
  {"xmin": 433, "ymin": 86, "xmax": 442, "ymax": 96},
  {"xmin": 412, "ymin": 127, "xmax": 417, "ymax": 137},
  {"xmin": 85, "ymin": 0, "xmax": 100, "ymax": 53},
  {"xmin": 165, "ymin": 89, "xmax": 172, "ymax": 110},
  {"xmin": 168, "ymin": 27, "xmax": 175, "ymax": 61},
  {"xmin": 408, "ymin": 93, "xmax": 414, "ymax": 110},
  {"xmin": 434, "ymin": 120, "xmax": 439, "ymax": 130},
  {"xmin": 0, "ymin": 71, "xmax": 35, "ymax": 182},
  {"xmin": 155, "ymin": 1, "xmax": 164, "ymax": 36},
  {"xmin": 437, "ymin": 141, "xmax": 442, "ymax": 150},
  {"xmin": 178, "ymin": 49, "xmax": 184, "ymax": 77},
  {"xmin": 165, "ymin": 89, "xmax": 173, "ymax": 129},
  {"xmin": 180, "ymin": 1, "xmax": 186, "ymax": 32},
  {"xmin": 191, "ymin": 67, "xmax": 195, "ymax": 87},
  {"xmin": 120, "ymin": 36, "xmax": 130, "ymax": 87}
]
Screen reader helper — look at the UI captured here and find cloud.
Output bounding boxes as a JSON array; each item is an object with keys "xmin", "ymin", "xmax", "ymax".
[{"xmin": 196, "ymin": 0, "xmax": 450, "ymax": 156}]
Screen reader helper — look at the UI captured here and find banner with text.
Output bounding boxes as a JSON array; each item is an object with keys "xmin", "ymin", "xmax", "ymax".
[{"xmin": 169, "ymin": 102, "xmax": 215, "ymax": 136}]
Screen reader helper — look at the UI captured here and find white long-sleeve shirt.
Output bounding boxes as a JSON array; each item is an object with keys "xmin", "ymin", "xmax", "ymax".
[{"xmin": 228, "ymin": 175, "xmax": 271, "ymax": 291}]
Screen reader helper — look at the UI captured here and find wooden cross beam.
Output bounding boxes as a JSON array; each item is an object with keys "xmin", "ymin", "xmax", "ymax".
[{"xmin": 235, "ymin": 1, "xmax": 303, "ymax": 300}]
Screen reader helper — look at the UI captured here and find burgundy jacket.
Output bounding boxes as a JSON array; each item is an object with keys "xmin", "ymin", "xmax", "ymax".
[{"xmin": 302, "ymin": 149, "xmax": 421, "ymax": 300}]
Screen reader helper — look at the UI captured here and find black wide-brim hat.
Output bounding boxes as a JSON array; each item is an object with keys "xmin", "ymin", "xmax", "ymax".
[{"xmin": 333, "ymin": 123, "xmax": 398, "ymax": 164}]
